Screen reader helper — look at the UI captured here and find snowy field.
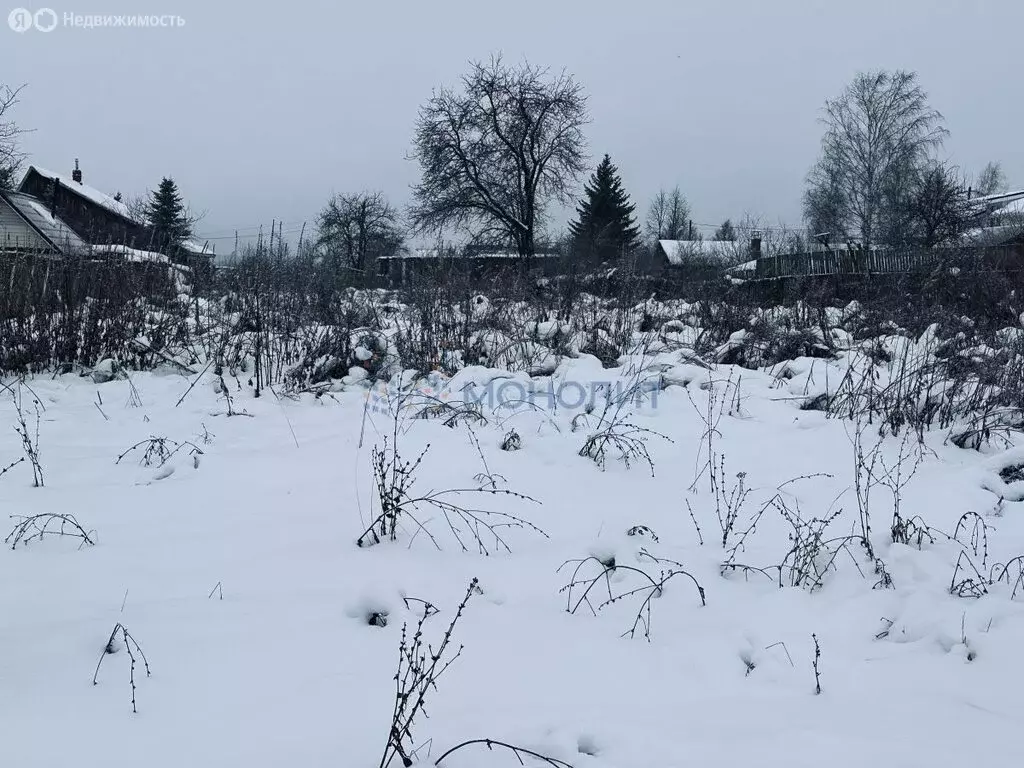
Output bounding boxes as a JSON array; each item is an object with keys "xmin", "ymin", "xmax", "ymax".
[{"xmin": 3, "ymin": 336, "xmax": 1024, "ymax": 767}]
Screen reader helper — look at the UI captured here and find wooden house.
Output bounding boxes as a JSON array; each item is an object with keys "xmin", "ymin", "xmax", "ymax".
[{"xmin": 1, "ymin": 161, "xmax": 213, "ymax": 268}]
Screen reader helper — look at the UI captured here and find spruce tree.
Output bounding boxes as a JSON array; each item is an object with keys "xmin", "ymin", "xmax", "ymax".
[
  {"xmin": 569, "ymin": 154, "xmax": 640, "ymax": 260},
  {"xmin": 146, "ymin": 177, "xmax": 192, "ymax": 252}
]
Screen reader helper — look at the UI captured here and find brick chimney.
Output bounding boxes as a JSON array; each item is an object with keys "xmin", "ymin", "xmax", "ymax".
[
  {"xmin": 72, "ymin": 158, "xmax": 82, "ymax": 184},
  {"xmin": 749, "ymin": 230, "xmax": 763, "ymax": 259}
]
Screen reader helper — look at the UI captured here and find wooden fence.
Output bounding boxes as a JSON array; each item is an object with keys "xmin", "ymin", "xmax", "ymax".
[{"xmin": 753, "ymin": 246, "xmax": 1022, "ymax": 280}]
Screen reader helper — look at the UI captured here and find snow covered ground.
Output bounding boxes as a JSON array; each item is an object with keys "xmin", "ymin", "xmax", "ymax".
[{"xmin": 2, "ymin": 349, "xmax": 1023, "ymax": 767}]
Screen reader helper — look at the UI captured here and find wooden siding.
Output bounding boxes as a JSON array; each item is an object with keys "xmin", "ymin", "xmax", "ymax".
[{"xmin": 0, "ymin": 197, "xmax": 55, "ymax": 255}]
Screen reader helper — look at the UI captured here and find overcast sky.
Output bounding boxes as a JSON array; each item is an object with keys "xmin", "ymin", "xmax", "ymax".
[{"xmin": 4, "ymin": 0, "xmax": 1022, "ymax": 251}]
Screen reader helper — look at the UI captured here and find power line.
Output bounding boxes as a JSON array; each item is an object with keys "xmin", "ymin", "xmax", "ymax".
[
  {"xmin": 196, "ymin": 219, "xmax": 308, "ymax": 238},
  {"xmin": 195, "ymin": 228, "xmax": 309, "ymax": 243}
]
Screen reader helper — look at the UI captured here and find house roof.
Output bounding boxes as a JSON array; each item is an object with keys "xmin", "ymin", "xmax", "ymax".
[
  {"xmin": 381, "ymin": 248, "xmax": 558, "ymax": 261},
  {"xmin": 995, "ymin": 196, "xmax": 1024, "ymax": 218},
  {"xmin": 966, "ymin": 189, "xmax": 1024, "ymax": 209},
  {"xmin": 658, "ymin": 239, "xmax": 746, "ymax": 266},
  {"xmin": 22, "ymin": 165, "xmax": 135, "ymax": 222},
  {"xmin": 727, "ymin": 259, "xmax": 757, "ymax": 274},
  {"xmin": 21, "ymin": 165, "xmax": 212, "ymax": 256},
  {"xmin": 957, "ymin": 224, "xmax": 1024, "ymax": 247},
  {"xmin": 0, "ymin": 189, "xmax": 89, "ymax": 254},
  {"xmin": 91, "ymin": 244, "xmax": 177, "ymax": 263},
  {"xmin": 183, "ymin": 237, "xmax": 212, "ymax": 255}
]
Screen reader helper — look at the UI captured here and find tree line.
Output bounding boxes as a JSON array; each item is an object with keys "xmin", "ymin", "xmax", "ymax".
[
  {"xmin": 2, "ymin": 59, "xmax": 1012, "ymax": 272},
  {"xmin": 803, "ymin": 70, "xmax": 1007, "ymax": 251},
  {"xmin": 319, "ymin": 60, "xmax": 1012, "ymax": 271}
]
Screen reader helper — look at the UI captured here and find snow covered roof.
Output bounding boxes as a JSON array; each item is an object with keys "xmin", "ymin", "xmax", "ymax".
[
  {"xmin": 964, "ymin": 189, "xmax": 1024, "ymax": 232},
  {"xmin": 727, "ymin": 259, "xmax": 757, "ymax": 274},
  {"xmin": 21, "ymin": 166, "xmax": 213, "ymax": 257},
  {"xmin": 658, "ymin": 239, "xmax": 747, "ymax": 266},
  {"xmin": 1, "ymin": 190, "xmax": 90, "ymax": 254},
  {"xmin": 23, "ymin": 165, "xmax": 135, "ymax": 222},
  {"xmin": 965, "ymin": 188, "xmax": 1024, "ymax": 209},
  {"xmin": 182, "ymin": 237, "xmax": 213, "ymax": 255},
  {"xmin": 956, "ymin": 224, "xmax": 1024, "ymax": 247},
  {"xmin": 995, "ymin": 196, "xmax": 1024, "ymax": 217},
  {"xmin": 382, "ymin": 249, "xmax": 558, "ymax": 261},
  {"xmin": 471, "ymin": 250, "xmax": 558, "ymax": 259},
  {"xmin": 89, "ymin": 244, "xmax": 170, "ymax": 263}
]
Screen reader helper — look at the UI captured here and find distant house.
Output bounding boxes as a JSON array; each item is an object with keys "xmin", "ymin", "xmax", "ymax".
[
  {"xmin": 0, "ymin": 161, "xmax": 213, "ymax": 266},
  {"xmin": 17, "ymin": 163, "xmax": 151, "ymax": 252},
  {"xmin": 377, "ymin": 246, "xmax": 561, "ymax": 284},
  {"xmin": 959, "ymin": 189, "xmax": 1024, "ymax": 247},
  {"xmin": 965, "ymin": 189, "xmax": 1024, "ymax": 226},
  {"xmin": 653, "ymin": 236, "xmax": 762, "ymax": 275},
  {"xmin": 957, "ymin": 224, "xmax": 1024, "ymax": 249}
]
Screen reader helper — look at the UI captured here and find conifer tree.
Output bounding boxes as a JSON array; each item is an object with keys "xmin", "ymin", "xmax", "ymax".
[
  {"xmin": 569, "ymin": 154, "xmax": 640, "ymax": 260},
  {"xmin": 714, "ymin": 218, "xmax": 736, "ymax": 241},
  {"xmin": 146, "ymin": 177, "xmax": 192, "ymax": 252}
]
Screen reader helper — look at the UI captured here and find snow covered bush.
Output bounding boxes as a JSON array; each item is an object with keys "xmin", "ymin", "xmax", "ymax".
[
  {"xmin": 93, "ymin": 623, "xmax": 151, "ymax": 714},
  {"xmin": 558, "ymin": 549, "xmax": 705, "ymax": 640},
  {"xmin": 357, "ymin": 432, "xmax": 543, "ymax": 553},
  {"xmin": 715, "ymin": 319, "xmax": 834, "ymax": 369},
  {"xmin": 577, "ymin": 363, "xmax": 671, "ymax": 475},
  {"xmin": 350, "ymin": 330, "xmax": 392, "ymax": 380},
  {"xmin": 11, "ymin": 385, "xmax": 44, "ymax": 487},
  {"xmin": 500, "ymin": 428, "xmax": 522, "ymax": 451},
  {"xmin": 115, "ymin": 435, "xmax": 203, "ymax": 468},
  {"xmin": 5, "ymin": 513, "xmax": 95, "ymax": 549},
  {"xmin": 378, "ymin": 579, "xmax": 478, "ymax": 768}
]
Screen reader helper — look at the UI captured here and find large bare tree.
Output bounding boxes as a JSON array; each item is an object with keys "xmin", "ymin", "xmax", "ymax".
[
  {"xmin": 804, "ymin": 70, "xmax": 947, "ymax": 249},
  {"xmin": 317, "ymin": 191, "xmax": 402, "ymax": 272},
  {"xmin": 0, "ymin": 84, "xmax": 28, "ymax": 191},
  {"xmin": 644, "ymin": 186, "xmax": 690, "ymax": 242},
  {"xmin": 410, "ymin": 56, "xmax": 589, "ymax": 263}
]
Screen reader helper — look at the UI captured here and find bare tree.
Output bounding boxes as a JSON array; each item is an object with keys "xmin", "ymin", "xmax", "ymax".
[
  {"xmin": 316, "ymin": 191, "xmax": 402, "ymax": 272},
  {"xmin": 803, "ymin": 160, "xmax": 847, "ymax": 244},
  {"xmin": 125, "ymin": 193, "xmax": 151, "ymax": 224},
  {"xmin": 973, "ymin": 161, "xmax": 1007, "ymax": 198},
  {"xmin": 804, "ymin": 70, "xmax": 947, "ymax": 249},
  {"xmin": 410, "ymin": 56, "xmax": 589, "ymax": 264},
  {"xmin": 644, "ymin": 186, "xmax": 690, "ymax": 242},
  {"xmin": 908, "ymin": 161, "xmax": 969, "ymax": 247},
  {"xmin": 732, "ymin": 215, "xmax": 795, "ymax": 258},
  {"xmin": 0, "ymin": 84, "xmax": 28, "ymax": 191}
]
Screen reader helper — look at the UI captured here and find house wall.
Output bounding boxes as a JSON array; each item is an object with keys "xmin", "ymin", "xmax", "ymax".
[
  {"xmin": 0, "ymin": 198, "xmax": 53, "ymax": 254},
  {"xmin": 628, "ymin": 247, "xmax": 667, "ymax": 276},
  {"xmin": 19, "ymin": 170, "xmax": 151, "ymax": 249}
]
